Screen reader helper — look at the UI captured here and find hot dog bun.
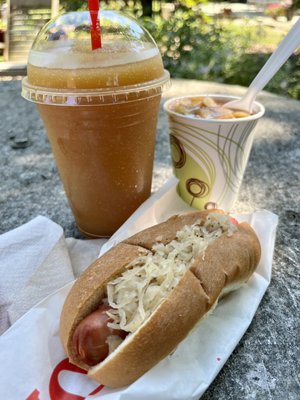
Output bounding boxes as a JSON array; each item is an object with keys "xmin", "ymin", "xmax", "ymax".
[{"xmin": 60, "ymin": 210, "xmax": 261, "ymax": 387}]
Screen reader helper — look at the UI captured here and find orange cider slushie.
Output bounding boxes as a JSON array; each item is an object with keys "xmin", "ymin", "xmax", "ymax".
[{"xmin": 22, "ymin": 11, "xmax": 169, "ymax": 237}]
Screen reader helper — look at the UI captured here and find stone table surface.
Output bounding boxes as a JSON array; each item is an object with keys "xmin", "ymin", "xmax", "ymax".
[{"xmin": 0, "ymin": 78, "xmax": 299, "ymax": 399}]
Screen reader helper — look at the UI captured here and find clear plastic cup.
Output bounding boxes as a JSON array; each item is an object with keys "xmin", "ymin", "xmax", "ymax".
[{"xmin": 22, "ymin": 10, "xmax": 170, "ymax": 237}]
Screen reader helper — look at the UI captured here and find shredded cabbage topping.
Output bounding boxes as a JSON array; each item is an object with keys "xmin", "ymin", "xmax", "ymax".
[{"xmin": 106, "ymin": 213, "xmax": 237, "ymax": 333}]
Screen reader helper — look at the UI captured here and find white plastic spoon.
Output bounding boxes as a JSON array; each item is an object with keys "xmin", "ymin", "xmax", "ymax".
[{"xmin": 224, "ymin": 17, "xmax": 300, "ymax": 113}]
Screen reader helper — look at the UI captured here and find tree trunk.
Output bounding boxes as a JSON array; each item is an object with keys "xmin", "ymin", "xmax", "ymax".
[{"xmin": 141, "ymin": 0, "xmax": 152, "ymax": 17}]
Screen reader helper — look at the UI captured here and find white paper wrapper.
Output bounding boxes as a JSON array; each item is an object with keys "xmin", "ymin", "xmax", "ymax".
[{"xmin": 0, "ymin": 177, "xmax": 278, "ymax": 400}]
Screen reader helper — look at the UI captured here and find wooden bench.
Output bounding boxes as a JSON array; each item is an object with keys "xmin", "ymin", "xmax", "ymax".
[{"xmin": 4, "ymin": 0, "xmax": 59, "ymax": 62}]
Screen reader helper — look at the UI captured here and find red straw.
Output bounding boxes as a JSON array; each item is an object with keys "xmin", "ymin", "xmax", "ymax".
[{"xmin": 88, "ymin": 0, "xmax": 102, "ymax": 50}]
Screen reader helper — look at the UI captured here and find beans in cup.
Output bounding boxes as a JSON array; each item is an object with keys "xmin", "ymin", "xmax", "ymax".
[{"xmin": 169, "ymin": 96, "xmax": 251, "ymax": 120}]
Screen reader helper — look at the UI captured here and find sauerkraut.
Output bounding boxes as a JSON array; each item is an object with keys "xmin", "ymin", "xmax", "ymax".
[{"xmin": 106, "ymin": 213, "xmax": 236, "ymax": 333}]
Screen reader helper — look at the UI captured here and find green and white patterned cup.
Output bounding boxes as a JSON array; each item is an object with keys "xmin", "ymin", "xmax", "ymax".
[{"xmin": 164, "ymin": 95, "xmax": 265, "ymax": 211}]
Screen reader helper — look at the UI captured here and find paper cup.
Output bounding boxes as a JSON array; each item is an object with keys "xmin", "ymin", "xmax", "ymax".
[{"xmin": 164, "ymin": 95, "xmax": 265, "ymax": 211}]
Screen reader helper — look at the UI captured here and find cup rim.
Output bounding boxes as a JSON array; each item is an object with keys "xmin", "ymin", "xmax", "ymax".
[
  {"xmin": 21, "ymin": 70, "xmax": 170, "ymax": 106},
  {"xmin": 163, "ymin": 94, "xmax": 265, "ymax": 122}
]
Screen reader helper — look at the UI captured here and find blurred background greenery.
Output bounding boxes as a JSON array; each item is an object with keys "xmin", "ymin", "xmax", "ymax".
[
  {"xmin": 1, "ymin": 1, "xmax": 299, "ymax": 99},
  {"xmin": 60, "ymin": 0, "xmax": 300, "ymax": 100}
]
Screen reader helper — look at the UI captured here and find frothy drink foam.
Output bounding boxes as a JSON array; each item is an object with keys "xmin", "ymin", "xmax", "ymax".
[{"xmin": 28, "ymin": 41, "xmax": 163, "ymax": 89}]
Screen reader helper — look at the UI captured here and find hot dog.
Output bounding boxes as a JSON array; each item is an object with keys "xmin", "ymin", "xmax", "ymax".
[{"xmin": 60, "ymin": 210, "xmax": 261, "ymax": 388}]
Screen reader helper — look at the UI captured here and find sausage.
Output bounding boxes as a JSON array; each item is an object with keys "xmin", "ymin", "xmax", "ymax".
[{"xmin": 72, "ymin": 304, "xmax": 127, "ymax": 366}]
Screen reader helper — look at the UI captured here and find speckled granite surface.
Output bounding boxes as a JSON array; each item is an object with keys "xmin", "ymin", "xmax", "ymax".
[{"xmin": 0, "ymin": 78, "xmax": 299, "ymax": 399}]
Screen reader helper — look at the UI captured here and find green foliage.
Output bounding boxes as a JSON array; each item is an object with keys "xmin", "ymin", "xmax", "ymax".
[
  {"xmin": 177, "ymin": 0, "xmax": 208, "ymax": 7},
  {"xmin": 144, "ymin": 7, "xmax": 250, "ymax": 82},
  {"xmin": 144, "ymin": 7, "xmax": 222, "ymax": 79},
  {"xmin": 143, "ymin": 6, "xmax": 300, "ymax": 100},
  {"xmin": 60, "ymin": 0, "xmax": 86, "ymax": 12},
  {"xmin": 265, "ymin": 54, "xmax": 300, "ymax": 100},
  {"xmin": 100, "ymin": 1, "xmax": 142, "ymax": 15},
  {"xmin": 59, "ymin": 1, "xmax": 299, "ymax": 100}
]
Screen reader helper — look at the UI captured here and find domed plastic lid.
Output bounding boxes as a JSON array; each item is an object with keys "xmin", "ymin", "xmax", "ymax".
[{"xmin": 22, "ymin": 10, "xmax": 170, "ymax": 105}]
